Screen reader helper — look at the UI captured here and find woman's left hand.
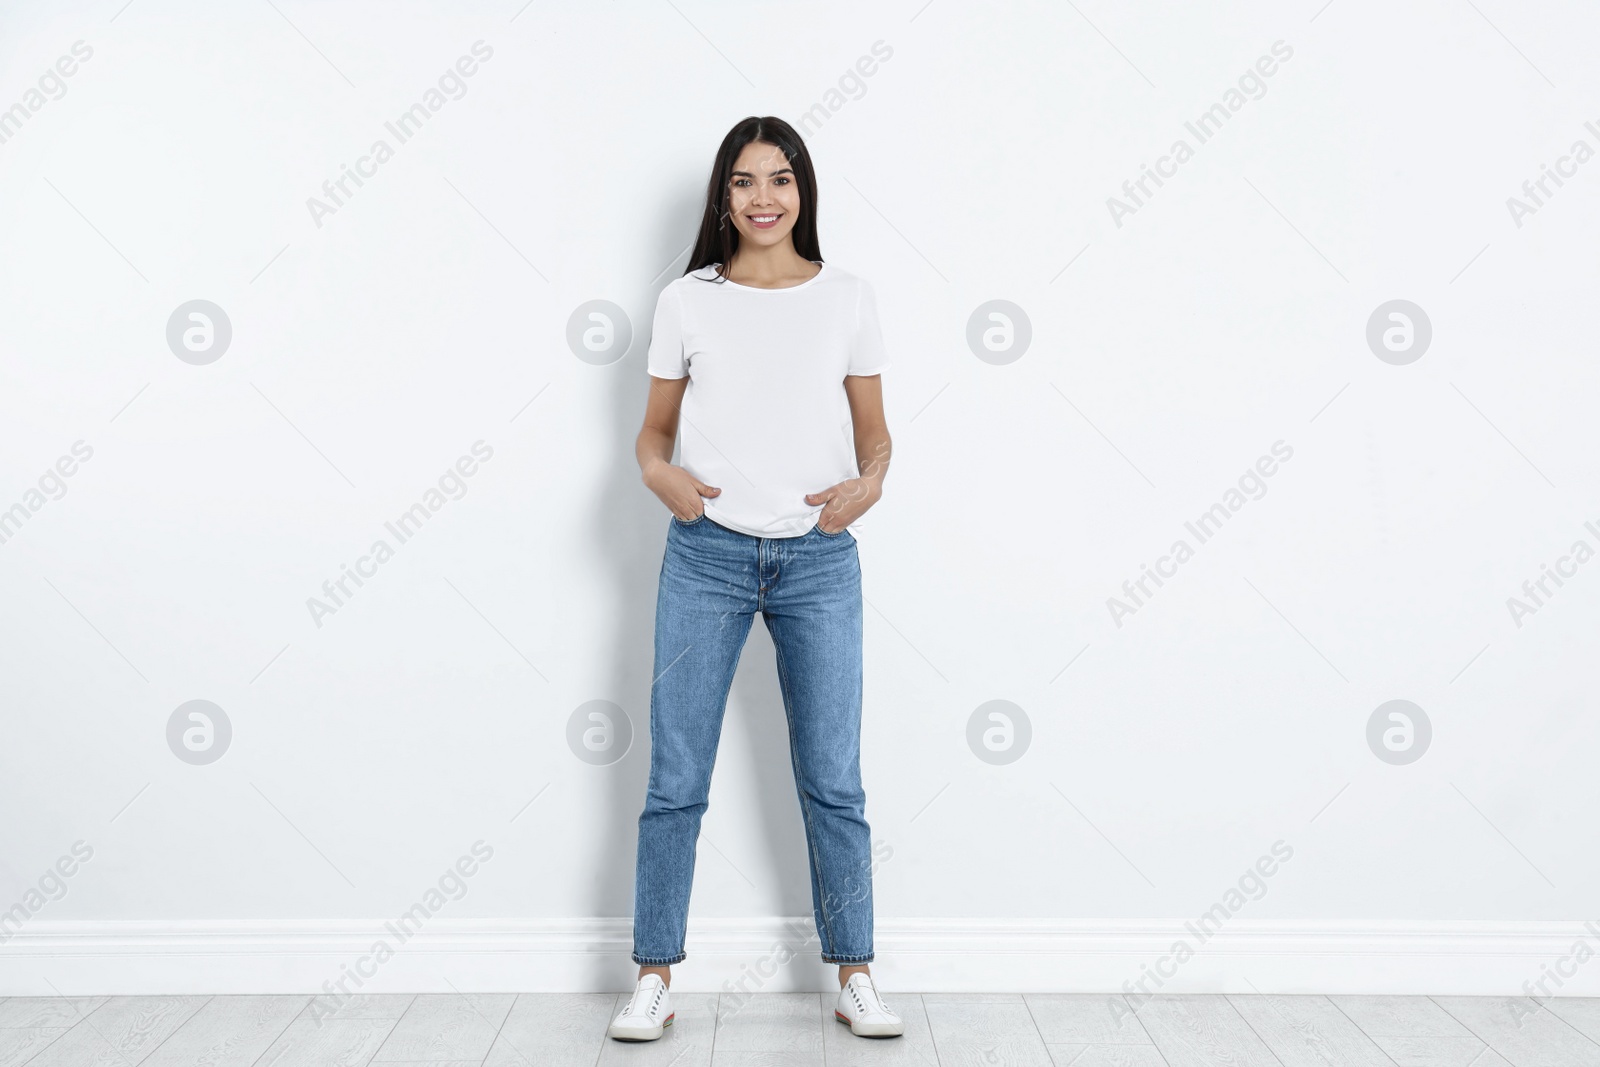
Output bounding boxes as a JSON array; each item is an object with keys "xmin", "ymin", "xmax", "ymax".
[{"xmin": 805, "ymin": 479, "xmax": 881, "ymax": 534}]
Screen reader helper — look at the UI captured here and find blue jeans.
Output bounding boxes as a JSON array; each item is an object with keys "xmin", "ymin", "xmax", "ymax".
[{"xmin": 631, "ymin": 512, "xmax": 875, "ymax": 965}]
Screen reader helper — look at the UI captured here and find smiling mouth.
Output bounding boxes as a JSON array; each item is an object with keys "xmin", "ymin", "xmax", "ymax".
[{"xmin": 747, "ymin": 213, "xmax": 782, "ymax": 226}]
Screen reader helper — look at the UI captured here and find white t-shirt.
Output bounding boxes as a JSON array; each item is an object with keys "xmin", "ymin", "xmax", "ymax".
[{"xmin": 646, "ymin": 261, "xmax": 890, "ymax": 539}]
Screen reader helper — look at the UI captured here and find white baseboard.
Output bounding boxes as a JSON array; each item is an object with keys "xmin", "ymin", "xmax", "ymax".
[{"xmin": 2, "ymin": 918, "xmax": 1594, "ymax": 996}]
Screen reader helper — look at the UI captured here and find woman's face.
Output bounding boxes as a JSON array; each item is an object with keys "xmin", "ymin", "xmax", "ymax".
[{"xmin": 725, "ymin": 140, "xmax": 802, "ymax": 250}]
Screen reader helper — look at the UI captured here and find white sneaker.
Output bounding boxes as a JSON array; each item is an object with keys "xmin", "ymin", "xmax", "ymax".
[
  {"xmin": 608, "ymin": 973, "xmax": 674, "ymax": 1041},
  {"xmin": 834, "ymin": 972, "xmax": 904, "ymax": 1037}
]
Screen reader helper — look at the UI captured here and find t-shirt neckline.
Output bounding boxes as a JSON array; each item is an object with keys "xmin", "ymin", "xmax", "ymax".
[{"xmin": 712, "ymin": 261, "xmax": 827, "ymax": 292}]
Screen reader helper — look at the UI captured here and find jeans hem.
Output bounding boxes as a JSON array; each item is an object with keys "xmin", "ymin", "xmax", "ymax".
[
  {"xmin": 821, "ymin": 952, "xmax": 875, "ymax": 964},
  {"xmin": 632, "ymin": 952, "xmax": 687, "ymax": 965}
]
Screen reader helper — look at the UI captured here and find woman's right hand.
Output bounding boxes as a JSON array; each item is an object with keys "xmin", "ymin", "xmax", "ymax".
[{"xmin": 643, "ymin": 460, "xmax": 720, "ymax": 521}]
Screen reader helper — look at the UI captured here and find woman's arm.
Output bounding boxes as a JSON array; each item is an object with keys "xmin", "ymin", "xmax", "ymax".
[
  {"xmin": 637, "ymin": 374, "xmax": 685, "ymax": 480},
  {"xmin": 845, "ymin": 373, "xmax": 891, "ymax": 495},
  {"xmin": 637, "ymin": 374, "xmax": 720, "ymax": 520},
  {"xmin": 806, "ymin": 374, "xmax": 891, "ymax": 531}
]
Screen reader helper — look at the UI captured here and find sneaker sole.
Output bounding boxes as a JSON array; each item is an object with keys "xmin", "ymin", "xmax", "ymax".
[
  {"xmin": 835, "ymin": 1009, "xmax": 903, "ymax": 1037},
  {"xmin": 609, "ymin": 1012, "xmax": 674, "ymax": 1041}
]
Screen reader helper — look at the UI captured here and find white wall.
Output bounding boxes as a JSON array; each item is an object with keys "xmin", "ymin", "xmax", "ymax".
[{"xmin": 2, "ymin": 0, "xmax": 1598, "ymax": 996}]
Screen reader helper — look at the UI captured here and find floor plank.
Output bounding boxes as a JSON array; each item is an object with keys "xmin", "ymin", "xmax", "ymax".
[
  {"xmin": 1329, "ymin": 994, "xmax": 1477, "ymax": 1038},
  {"xmin": 1356, "ymin": 1036, "xmax": 1513, "ymax": 1067},
  {"xmin": 0, "ymin": 1027, "xmax": 71, "ymax": 1067},
  {"xmin": 0, "ymin": 997, "xmax": 109, "ymax": 1029},
  {"xmin": 484, "ymin": 992, "xmax": 617, "ymax": 1067},
  {"xmin": 1024, "ymin": 994, "xmax": 1156, "ymax": 1046},
  {"xmin": 1227, "ymin": 993, "xmax": 1394, "ymax": 1066},
  {"xmin": 710, "ymin": 992, "xmax": 826, "ymax": 1061},
  {"xmin": 1538, "ymin": 997, "xmax": 1600, "ymax": 1044},
  {"xmin": 372, "ymin": 993, "xmax": 515, "ymax": 1063},
  {"xmin": 141, "ymin": 995, "xmax": 309, "ymax": 1067},
  {"xmin": 1046, "ymin": 1047, "xmax": 1168, "ymax": 1067},
  {"xmin": 1124, "ymin": 994, "xmax": 1280, "ymax": 1067},
  {"xmin": 252, "ymin": 1016, "xmax": 398, "ymax": 1067},
  {"xmin": 1430, "ymin": 996, "xmax": 1600, "ymax": 1067},
  {"xmin": 922, "ymin": 993, "xmax": 1052, "ymax": 1067},
  {"xmin": 24, "ymin": 995, "xmax": 209, "ymax": 1067},
  {"xmin": 295, "ymin": 994, "xmax": 415, "ymax": 1024}
]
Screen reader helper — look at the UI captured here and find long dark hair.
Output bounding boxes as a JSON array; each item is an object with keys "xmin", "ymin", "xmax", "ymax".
[{"xmin": 684, "ymin": 116, "xmax": 821, "ymax": 282}]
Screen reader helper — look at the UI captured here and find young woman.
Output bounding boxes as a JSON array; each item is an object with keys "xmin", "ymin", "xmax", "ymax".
[{"xmin": 608, "ymin": 116, "xmax": 902, "ymax": 1042}]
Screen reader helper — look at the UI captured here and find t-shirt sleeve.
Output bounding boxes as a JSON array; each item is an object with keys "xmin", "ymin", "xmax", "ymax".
[
  {"xmin": 646, "ymin": 283, "xmax": 687, "ymax": 379},
  {"xmin": 846, "ymin": 278, "xmax": 891, "ymax": 376}
]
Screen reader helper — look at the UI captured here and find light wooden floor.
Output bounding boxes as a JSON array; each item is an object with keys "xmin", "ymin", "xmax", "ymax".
[{"xmin": 1, "ymin": 991, "xmax": 1598, "ymax": 1066}]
